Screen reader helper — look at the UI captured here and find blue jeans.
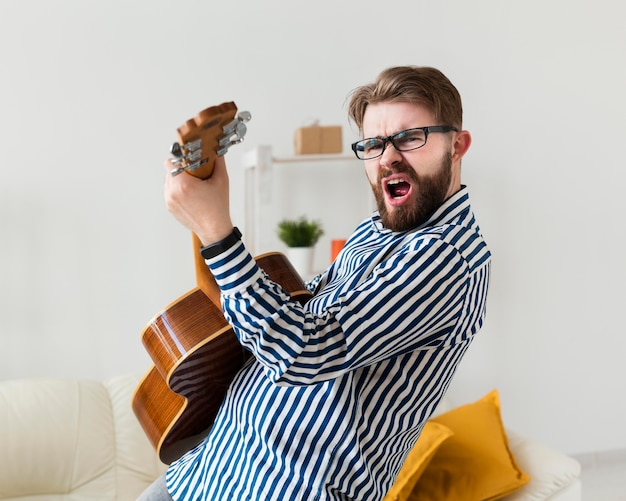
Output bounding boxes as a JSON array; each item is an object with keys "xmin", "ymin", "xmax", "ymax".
[{"xmin": 137, "ymin": 474, "xmax": 173, "ymax": 501}]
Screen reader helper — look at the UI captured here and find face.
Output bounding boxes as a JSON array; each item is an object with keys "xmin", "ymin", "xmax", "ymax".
[{"xmin": 361, "ymin": 101, "xmax": 466, "ymax": 232}]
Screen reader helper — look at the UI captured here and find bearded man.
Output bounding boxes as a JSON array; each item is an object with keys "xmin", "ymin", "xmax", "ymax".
[{"xmin": 140, "ymin": 65, "xmax": 491, "ymax": 501}]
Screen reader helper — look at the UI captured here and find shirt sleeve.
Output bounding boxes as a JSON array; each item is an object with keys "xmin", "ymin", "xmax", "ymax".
[{"xmin": 206, "ymin": 236, "xmax": 470, "ymax": 386}]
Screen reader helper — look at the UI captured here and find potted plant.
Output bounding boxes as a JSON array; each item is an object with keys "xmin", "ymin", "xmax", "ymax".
[
  {"xmin": 277, "ymin": 216, "xmax": 324, "ymax": 277},
  {"xmin": 277, "ymin": 216, "xmax": 324, "ymax": 248}
]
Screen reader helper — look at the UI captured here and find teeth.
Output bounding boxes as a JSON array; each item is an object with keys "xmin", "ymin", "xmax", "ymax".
[{"xmin": 387, "ymin": 179, "xmax": 402, "ymax": 185}]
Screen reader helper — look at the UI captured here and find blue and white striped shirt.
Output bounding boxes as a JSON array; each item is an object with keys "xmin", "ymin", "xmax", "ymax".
[{"xmin": 166, "ymin": 186, "xmax": 491, "ymax": 500}]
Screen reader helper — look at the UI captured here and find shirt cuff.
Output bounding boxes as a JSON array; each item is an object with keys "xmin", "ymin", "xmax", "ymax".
[{"xmin": 204, "ymin": 240, "xmax": 265, "ymax": 294}]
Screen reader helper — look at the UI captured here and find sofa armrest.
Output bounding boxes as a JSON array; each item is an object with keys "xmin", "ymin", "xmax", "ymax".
[
  {"xmin": 0, "ymin": 379, "xmax": 118, "ymax": 498},
  {"xmin": 0, "ymin": 375, "xmax": 166, "ymax": 501},
  {"xmin": 501, "ymin": 429, "xmax": 581, "ymax": 501}
]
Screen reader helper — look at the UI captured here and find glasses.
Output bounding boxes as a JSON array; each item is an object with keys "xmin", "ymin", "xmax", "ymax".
[{"xmin": 351, "ymin": 126, "xmax": 458, "ymax": 160}]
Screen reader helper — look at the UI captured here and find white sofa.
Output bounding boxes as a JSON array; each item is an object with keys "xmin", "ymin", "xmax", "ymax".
[
  {"xmin": 0, "ymin": 374, "xmax": 581, "ymax": 500},
  {"xmin": 0, "ymin": 375, "xmax": 166, "ymax": 500}
]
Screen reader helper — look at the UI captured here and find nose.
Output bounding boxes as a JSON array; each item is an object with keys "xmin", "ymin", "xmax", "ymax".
[{"xmin": 379, "ymin": 139, "xmax": 402, "ymax": 167}]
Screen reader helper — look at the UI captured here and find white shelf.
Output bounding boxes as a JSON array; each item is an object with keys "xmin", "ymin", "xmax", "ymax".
[
  {"xmin": 272, "ymin": 154, "xmax": 357, "ymax": 164},
  {"xmin": 242, "ymin": 146, "xmax": 372, "ymax": 260}
]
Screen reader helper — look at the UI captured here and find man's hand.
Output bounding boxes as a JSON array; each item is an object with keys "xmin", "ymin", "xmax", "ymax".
[{"xmin": 163, "ymin": 155, "xmax": 234, "ymax": 245}]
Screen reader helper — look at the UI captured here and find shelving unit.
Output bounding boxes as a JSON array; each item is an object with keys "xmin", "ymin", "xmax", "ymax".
[
  {"xmin": 272, "ymin": 154, "xmax": 356, "ymax": 164},
  {"xmin": 241, "ymin": 146, "xmax": 374, "ymax": 269}
]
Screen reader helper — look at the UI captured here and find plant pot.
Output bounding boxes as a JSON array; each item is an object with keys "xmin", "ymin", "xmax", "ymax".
[{"xmin": 286, "ymin": 246, "xmax": 314, "ymax": 279}]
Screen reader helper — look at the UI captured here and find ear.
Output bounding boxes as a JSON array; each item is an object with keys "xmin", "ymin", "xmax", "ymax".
[{"xmin": 452, "ymin": 130, "xmax": 472, "ymax": 161}]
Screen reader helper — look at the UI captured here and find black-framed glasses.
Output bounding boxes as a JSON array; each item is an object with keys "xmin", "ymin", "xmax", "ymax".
[{"xmin": 351, "ymin": 126, "xmax": 458, "ymax": 160}]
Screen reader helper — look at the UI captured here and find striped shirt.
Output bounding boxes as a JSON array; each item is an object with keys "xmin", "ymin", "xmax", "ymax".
[{"xmin": 166, "ymin": 186, "xmax": 491, "ymax": 500}]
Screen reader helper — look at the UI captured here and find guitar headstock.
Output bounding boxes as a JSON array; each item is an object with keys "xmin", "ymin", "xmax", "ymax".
[{"xmin": 170, "ymin": 101, "xmax": 251, "ymax": 179}]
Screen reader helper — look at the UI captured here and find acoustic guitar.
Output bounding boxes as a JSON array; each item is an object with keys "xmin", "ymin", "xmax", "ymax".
[{"xmin": 132, "ymin": 102, "xmax": 312, "ymax": 464}]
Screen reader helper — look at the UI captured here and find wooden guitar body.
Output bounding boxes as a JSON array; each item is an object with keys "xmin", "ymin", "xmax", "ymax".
[
  {"xmin": 133, "ymin": 248, "xmax": 312, "ymax": 463},
  {"xmin": 132, "ymin": 288, "xmax": 247, "ymax": 464}
]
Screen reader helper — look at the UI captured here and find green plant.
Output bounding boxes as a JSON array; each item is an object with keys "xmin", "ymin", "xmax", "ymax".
[{"xmin": 277, "ymin": 216, "xmax": 324, "ymax": 247}]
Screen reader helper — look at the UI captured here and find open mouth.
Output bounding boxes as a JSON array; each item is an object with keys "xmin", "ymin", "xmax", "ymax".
[{"xmin": 387, "ymin": 178, "xmax": 411, "ymax": 199}]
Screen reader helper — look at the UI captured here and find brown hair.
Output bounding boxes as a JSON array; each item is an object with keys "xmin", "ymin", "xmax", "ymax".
[{"xmin": 348, "ymin": 66, "xmax": 463, "ymax": 132}]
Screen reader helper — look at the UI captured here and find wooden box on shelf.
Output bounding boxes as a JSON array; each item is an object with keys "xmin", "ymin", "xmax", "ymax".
[{"xmin": 294, "ymin": 125, "xmax": 342, "ymax": 154}]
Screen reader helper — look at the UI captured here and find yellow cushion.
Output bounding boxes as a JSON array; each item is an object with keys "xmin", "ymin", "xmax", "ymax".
[
  {"xmin": 410, "ymin": 390, "xmax": 530, "ymax": 501},
  {"xmin": 383, "ymin": 421, "xmax": 454, "ymax": 501}
]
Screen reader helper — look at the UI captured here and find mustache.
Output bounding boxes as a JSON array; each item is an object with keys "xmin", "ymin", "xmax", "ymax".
[{"xmin": 378, "ymin": 162, "xmax": 417, "ymax": 182}]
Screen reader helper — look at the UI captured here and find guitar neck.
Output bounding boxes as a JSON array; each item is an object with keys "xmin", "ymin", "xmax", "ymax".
[{"xmin": 192, "ymin": 232, "xmax": 222, "ymax": 306}]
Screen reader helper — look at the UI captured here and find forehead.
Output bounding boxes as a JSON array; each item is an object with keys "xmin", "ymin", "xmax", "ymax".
[{"xmin": 362, "ymin": 101, "xmax": 435, "ymax": 137}]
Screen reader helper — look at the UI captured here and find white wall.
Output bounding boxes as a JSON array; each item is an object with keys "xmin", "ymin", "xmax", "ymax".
[{"xmin": 1, "ymin": 0, "xmax": 624, "ymax": 456}]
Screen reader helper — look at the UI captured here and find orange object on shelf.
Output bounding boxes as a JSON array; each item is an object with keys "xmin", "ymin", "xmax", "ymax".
[{"xmin": 331, "ymin": 239, "xmax": 347, "ymax": 261}]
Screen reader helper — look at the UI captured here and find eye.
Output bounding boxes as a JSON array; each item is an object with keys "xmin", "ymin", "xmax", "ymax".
[
  {"xmin": 360, "ymin": 138, "xmax": 383, "ymax": 153},
  {"xmin": 394, "ymin": 129, "xmax": 426, "ymax": 148}
]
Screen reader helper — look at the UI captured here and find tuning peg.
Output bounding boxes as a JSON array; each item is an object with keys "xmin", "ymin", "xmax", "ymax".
[
  {"xmin": 170, "ymin": 142, "xmax": 183, "ymax": 157},
  {"xmin": 237, "ymin": 111, "xmax": 252, "ymax": 123}
]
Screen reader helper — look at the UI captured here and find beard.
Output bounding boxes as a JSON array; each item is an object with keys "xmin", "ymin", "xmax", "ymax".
[{"xmin": 371, "ymin": 151, "xmax": 453, "ymax": 232}]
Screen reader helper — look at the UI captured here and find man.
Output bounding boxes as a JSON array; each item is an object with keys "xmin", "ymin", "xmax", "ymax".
[{"xmin": 140, "ymin": 65, "xmax": 491, "ymax": 500}]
